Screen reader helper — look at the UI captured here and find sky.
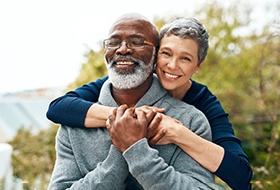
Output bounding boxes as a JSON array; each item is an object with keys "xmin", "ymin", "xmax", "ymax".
[{"xmin": 0, "ymin": 0, "xmax": 278, "ymax": 94}]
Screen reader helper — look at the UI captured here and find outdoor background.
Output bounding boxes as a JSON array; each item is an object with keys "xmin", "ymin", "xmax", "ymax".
[{"xmin": 0, "ymin": 0, "xmax": 279, "ymax": 189}]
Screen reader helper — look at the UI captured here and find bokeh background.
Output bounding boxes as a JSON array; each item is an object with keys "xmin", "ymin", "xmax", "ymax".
[{"xmin": 0, "ymin": 0, "xmax": 279, "ymax": 189}]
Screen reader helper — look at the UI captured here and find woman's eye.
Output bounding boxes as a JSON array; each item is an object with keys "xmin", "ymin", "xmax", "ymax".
[
  {"xmin": 159, "ymin": 51, "xmax": 170, "ymax": 56},
  {"xmin": 183, "ymin": 57, "xmax": 191, "ymax": 62}
]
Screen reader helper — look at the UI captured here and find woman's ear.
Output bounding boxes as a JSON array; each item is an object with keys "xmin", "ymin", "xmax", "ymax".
[{"xmin": 195, "ymin": 59, "xmax": 205, "ymax": 74}]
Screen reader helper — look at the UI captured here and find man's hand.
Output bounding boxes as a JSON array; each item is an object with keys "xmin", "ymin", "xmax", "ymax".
[{"xmin": 106, "ymin": 105, "xmax": 151, "ymax": 153}]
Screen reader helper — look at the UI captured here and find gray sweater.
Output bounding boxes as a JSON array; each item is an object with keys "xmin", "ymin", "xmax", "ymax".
[{"xmin": 48, "ymin": 75, "xmax": 215, "ymax": 190}]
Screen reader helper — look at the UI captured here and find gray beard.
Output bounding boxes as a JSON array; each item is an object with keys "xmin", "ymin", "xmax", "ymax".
[{"xmin": 106, "ymin": 48, "xmax": 155, "ymax": 90}]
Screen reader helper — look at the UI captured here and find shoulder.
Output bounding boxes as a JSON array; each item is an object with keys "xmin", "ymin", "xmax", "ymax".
[
  {"xmin": 185, "ymin": 80, "xmax": 227, "ymax": 117},
  {"xmin": 160, "ymin": 96, "xmax": 211, "ymax": 139},
  {"xmin": 86, "ymin": 76, "xmax": 109, "ymax": 87},
  {"xmin": 161, "ymin": 95, "xmax": 209, "ymax": 125},
  {"xmin": 162, "ymin": 95, "xmax": 203, "ymax": 116},
  {"xmin": 169, "ymin": 98, "xmax": 211, "ymax": 140},
  {"xmin": 186, "ymin": 80, "xmax": 216, "ymax": 102}
]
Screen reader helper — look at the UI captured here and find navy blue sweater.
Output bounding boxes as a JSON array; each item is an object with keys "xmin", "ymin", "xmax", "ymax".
[{"xmin": 46, "ymin": 76, "xmax": 252, "ymax": 190}]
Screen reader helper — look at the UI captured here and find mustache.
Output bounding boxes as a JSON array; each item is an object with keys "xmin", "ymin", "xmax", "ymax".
[{"xmin": 107, "ymin": 55, "xmax": 140, "ymax": 68}]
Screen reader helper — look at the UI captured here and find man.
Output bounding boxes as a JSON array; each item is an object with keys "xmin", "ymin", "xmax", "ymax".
[{"xmin": 48, "ymin": 13, "xmax": 214, "ymax": 189}]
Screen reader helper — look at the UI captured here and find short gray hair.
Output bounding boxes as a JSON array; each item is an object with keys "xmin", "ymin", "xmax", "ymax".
[{"xmin": 159, "ymin": 17, "xmax": 209, "ymax": 65}]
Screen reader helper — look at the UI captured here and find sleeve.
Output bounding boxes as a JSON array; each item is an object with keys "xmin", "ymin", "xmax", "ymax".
[
  {"xmin": 186, "ymin": 81, "xmax": 252, "ymax": 190},
  {"xmin": 48, "ymin": 126, "xmax": 128, "ymax": 190},
  {"xmin": 200, "ymin": 94, "xmax": 252, "ymax": 190},
  {"xmin": 46, "ymin": 76, "xmax": 108, "ymax": 128},
  {"xmin": 214, "ymin": 144, "xmax": 252, "ymax": 190},
  {"xmin": 123, "ymin": 139, "xmax": 215, "ymax": 190},
  {"xmin": 210, "ymin": 112, "xmax": 252, "ymax": 190}
]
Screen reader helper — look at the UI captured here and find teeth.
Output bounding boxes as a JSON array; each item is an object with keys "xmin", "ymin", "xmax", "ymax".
[
  {"xmin": 165, "ymin": 72, "xmax": 179, "ymax": 79},
  {"xmin": 116, "ymin": 61, "xmax": 134, "ymax": 65}
]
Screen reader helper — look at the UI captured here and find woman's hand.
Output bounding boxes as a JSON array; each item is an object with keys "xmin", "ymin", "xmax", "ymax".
[
  {"xmin": 136, "ymin": 105, "xmax": 165, "ymax": 114},
  {"xmin": 148, "ymin": 114, "xmax": 183, "ymax": 145}
]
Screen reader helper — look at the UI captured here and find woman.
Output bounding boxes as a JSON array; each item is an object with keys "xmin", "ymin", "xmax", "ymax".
[{"xmin": 46, "ymin": 17, "xmax": 252, "ymax": 190}]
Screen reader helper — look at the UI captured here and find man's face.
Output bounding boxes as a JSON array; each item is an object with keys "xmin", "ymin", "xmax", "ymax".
[{"xmin": 104, "ymin": 18, "xmax": 156, "ymax": 90}]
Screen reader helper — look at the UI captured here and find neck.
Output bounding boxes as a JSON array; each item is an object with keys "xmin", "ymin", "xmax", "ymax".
[
  {"xmin": 112, "ymin": 74, "xmax": 153, "ymax": 107},
  {"xmin": 168, "ymin": 80, "xmax": 192, "ymax": 100}
]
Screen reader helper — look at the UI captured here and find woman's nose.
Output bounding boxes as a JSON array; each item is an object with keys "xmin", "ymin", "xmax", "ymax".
[{"xmin": 167, "ymin": 59, "xmax": 178, "ymax": 70}]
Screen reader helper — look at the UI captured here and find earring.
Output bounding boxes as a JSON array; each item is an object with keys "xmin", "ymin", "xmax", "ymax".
[{"xmin": 195, "ymin": 70, "xmax": 199, "ymax": 74}]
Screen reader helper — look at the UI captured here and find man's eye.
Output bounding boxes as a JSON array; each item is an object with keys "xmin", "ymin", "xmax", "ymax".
[
  {"xmin": 109, "ymin": 39, "xmax": 120, "ymax": 45},
  {"xmin": 130, "ymin": 38, "xmax": 143, "ymax": 46}
]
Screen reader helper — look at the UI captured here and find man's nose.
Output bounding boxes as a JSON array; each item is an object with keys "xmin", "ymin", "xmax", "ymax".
[{"xmin": 116, "ymin": 41, "xmax": 133, "ymax": 54}]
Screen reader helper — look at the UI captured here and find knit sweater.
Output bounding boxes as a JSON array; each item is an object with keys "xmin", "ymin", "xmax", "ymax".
[
  {"xmin": 46, "ymin": 75, "xmax": 252, "ymax": 190},
  {"xmin": 48, "ymin": 76, "xmax": 215, "ymax": 190}
]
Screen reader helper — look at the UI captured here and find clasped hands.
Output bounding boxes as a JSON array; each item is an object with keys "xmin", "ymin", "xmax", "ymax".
[{"xmin": 106, "ymin": 104, "xmax": 182, "ymax": 153}]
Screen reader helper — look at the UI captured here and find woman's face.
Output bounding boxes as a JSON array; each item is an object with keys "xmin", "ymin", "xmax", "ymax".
[{"xmin": 156, "ymin": 35, "xmax": 202, "ymax": 93}]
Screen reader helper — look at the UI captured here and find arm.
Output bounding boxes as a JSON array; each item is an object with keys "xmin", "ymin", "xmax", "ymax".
[
  {"xmin": 48, "ymin": 126, "xmax": 128, "ymax": 190},
  {"xmin": 46, "ymin": 76, "xmax": 162, "ymax": 128},
  {"xmin": 86, "ymin": 104, "xmax": 165, "ymax": 128},
  {"xmin": 149, "ymin": 111, "xmax": 252, "ymax": 190},
  {"xmin": 85, "ymin": 104, "xmax": 166, "ymax": 127},
  {"xmin": 46, "ymin": 76, "xmax": 108, "ymax": 128},
  {"xmin": 85, "ymin": 104, "xmax": 115, "ymax": 127},
  {"xmin": 206, "ymin": 103, "xmax": 252, "ymax": 190},
  {"xmin": 183, "ymin": 80, "xmax": 252, "ymax": 190},
  {"xmin": 148, "ymin": 99, "xmax": 252, "ymax": 189},
  {"xmin": 150, "ymin": 114, "xmax": 224, "ymax": 173}
]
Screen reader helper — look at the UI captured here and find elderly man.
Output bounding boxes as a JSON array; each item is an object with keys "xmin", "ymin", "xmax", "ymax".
[{"xmin": 48, "ymin": 13, "xmax": 214, "ymax": 190}]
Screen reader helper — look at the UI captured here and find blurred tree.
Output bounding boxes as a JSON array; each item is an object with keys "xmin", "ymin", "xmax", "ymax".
[
  {"xmin": 247, "ymin": 23, "xmax": 280, "ymax": 189},
  {"xmin": 67, "ymin": 48, "xmax": 107, "ymax": 91},
  {"xmin": 191, "ymin": 1, "xmax": 280, "ymax": 189},
  {"xmin": 9, "ymin": 124, "xmax": 59, "ymax": 190}
]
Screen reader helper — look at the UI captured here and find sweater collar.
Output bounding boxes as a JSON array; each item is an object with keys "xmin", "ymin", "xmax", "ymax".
[{"xmin": 98, "ymin": 74, "xmax": 168, "ymax": 107}]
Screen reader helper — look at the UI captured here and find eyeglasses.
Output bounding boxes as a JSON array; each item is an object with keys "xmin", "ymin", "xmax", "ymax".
[{"xmin": 103, "ymin": 37, "xmax": 154, "ymax": 50}]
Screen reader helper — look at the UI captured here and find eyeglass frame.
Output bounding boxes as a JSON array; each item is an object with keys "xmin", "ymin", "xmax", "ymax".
[{"xmin": 103, "ymin": 36, "xmax": 155, "ymax": 50}]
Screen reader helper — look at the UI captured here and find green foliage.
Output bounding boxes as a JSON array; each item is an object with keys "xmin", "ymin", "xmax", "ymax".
[
  {"xmin": 8, "ymin": 125, "xmax": 59, "ymax": 190},
  {"xmin": 67, "ymin": 48, "xmax": 108, "ymax": 91},
  {"xmin": 9, "ymin": 1, "xmax": 280, "ymax": 189},
  {"xmin": 191, "ymin": 2, "xmax": 280, "ymax": 189}
]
